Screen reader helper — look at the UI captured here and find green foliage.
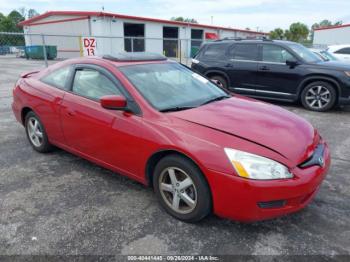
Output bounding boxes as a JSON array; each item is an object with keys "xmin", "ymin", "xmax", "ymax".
[
  {"xmin": 269, "ymin": 19, "xmax": 342, "ymax": 43},
  {"xmin": 8, "ymin": 10, "xmax": 25, "ymax": 25},
  {"xmin": 269, "ymin": 28, "xmax": 284, "ymax": 40},
  {"xmin": 0, "ymin": 9, "xmax": 36, "ymax": 46},
  {"xmin": 28, "ymin": 9, "xmax": 39, "ymax": 19},
  {"xmin": 285, "ymin": 22, "xmax": 309, "ymax": 42},
  {"xmin": 170, "ymin": 17, "xmax": 198, "ymax": 23}
]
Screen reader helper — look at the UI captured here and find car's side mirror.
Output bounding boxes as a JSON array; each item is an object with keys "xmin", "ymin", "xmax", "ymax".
[
  {"xmin": 286, "ymin": 59, "xmax": 299, "ymax": 68},
  {"xmin": 100, "ymin": 95, "xmax": 127, "ymax": 110}
]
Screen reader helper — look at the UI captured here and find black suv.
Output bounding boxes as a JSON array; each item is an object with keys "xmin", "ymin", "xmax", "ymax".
[{"xmin": 191, "ymin": 39, "xmax": 350, "ymax": 111}]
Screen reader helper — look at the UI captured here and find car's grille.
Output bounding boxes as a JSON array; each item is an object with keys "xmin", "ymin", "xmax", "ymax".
[{"xmin": 298, "ymin": 143, "xmax": 325, "ymax": 168}]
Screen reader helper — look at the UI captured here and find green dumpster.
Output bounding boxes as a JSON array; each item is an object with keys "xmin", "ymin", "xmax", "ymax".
[{"xmin": 25, "ymin": 45, "xmax": 57, "ymax": 60}]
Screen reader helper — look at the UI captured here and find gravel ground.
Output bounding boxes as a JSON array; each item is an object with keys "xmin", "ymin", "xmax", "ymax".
[{"xmin": 0, "ymin": 56, "xmax": 350, "ymax": 258}]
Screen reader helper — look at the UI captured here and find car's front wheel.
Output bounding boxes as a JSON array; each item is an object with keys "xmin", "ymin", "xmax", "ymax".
[
  {"xmin": 301, "ymin": 81, "xmax": 336, "ymax": 112},
  {"xmin": 25, "ymin": 111, "xmax": 53, "ymax": 153},
  {"xmin": 153, "ymin": 155, "xmax": 211, "ymax": 222}
]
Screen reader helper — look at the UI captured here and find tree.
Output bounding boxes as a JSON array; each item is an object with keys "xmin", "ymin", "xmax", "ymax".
[
  {"xmin": 0, "ymin": 10, "xmax": 26, "ymax": 45},
  {"xmin": 8, "ymin": 10, "xmax": 25, "ymax": 25},
  {"xmin": 284, "ymin": 22, "xmax": 309, "ymax": 42},
  {"xmin": 171, "ymin": 17, "xmax": 198, "ymax": 23},
  {"xmin": 269, "ymin": 28, "xmax": 284, "ymax": 40},
  {"xmin": 28, "ymin": 9, "xmax": 39, "ymax": 19},
  {"xmin": 17, "ymin": 7, "xmax": 27, "ymax": 19}
]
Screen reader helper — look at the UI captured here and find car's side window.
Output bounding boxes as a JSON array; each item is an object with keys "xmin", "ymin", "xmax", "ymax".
[
  {"xmin": 262, "ymin": 45, "xmax": 295, "ymax": 63},
  {"xmin": 335, "ymin": 48, "xmax": 350, "ymax": 55},
  {"xmin": 229, "ymin": 44, "xmax": 258, "ymax": 61},
  {"xmin": 41, "ymin": 66, "xmax": 71, "ymax": 90},
  {"xmin": 202, "ymin": 44, "xmax": 228, "ymax": 60},
  {"xmin": 72, "ymin": 68, "xmax": 122, "ymax": 100}
]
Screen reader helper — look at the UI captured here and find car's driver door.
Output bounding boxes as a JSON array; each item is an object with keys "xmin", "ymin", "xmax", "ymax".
[{"xmin": 60, "ymin": 64, "xmax": 143, "ymax": 177}]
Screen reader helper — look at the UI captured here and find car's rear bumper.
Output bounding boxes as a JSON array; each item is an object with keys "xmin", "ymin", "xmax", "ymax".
[{"xmin": 205, "ymin": 143, "xmax": 331, "ymax": 222}]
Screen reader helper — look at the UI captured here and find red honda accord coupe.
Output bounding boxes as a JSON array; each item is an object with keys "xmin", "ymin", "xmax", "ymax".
[{"xmin": 12, "ymin": 53, "xmax": 330, "ymax": 222}]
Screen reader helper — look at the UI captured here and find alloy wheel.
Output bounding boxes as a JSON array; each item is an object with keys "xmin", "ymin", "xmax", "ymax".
[
  {"xmin": 211, "ymin": 79, "xmax": 224, "ymax": 88},
  {"xmin": 27, "ymin": 117, "xmax": 43, "ymax": 147},
  {"xmin": 158, "ymin": 167, "xmax": 197, "ymax": 214},
  {"xmin": 305, "ymin": 85, "xmax": 331, "ymax": 110}
]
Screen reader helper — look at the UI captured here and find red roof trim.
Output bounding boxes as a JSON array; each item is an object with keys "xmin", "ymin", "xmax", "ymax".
[
  {"xmin": 314, "ymin": 23, "xmax": 350, "ymax": 31},
  {"xmin": 28, "ymin": 16, "xmax": 89, "ymax": 27},
  {"xmin": 19, "ymin": 10, "xmax": 267, "ymax": 35}
]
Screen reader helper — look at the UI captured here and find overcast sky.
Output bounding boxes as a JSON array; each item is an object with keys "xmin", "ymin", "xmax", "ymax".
[{"xmin": 1, "ymin": 0, "xmax": 350, "ymax": 32}]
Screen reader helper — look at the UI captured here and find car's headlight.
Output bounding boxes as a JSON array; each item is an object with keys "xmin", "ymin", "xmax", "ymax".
[
  {"xmin": 224, "ymin": 148, "xmax": 293, "ymax": 180},
  {"xmin": 345, "ymin": 71, "xmax": 350, "ymax": 77}
]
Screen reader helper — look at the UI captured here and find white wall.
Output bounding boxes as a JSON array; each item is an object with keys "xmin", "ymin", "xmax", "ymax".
[
  {"xmin": 314, "ymin": 27, "xmax": 350, "ymax": 45},
  {"xmin": 24, "ymin": 18, "xmax": 90, "ymax": 58},
  {"xmin": 23, "ymin": 14, "xmax": 264, "ymax": 59}
]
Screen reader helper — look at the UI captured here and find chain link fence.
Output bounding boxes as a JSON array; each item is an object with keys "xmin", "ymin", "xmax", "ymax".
[
  {"xmin": 0, "ymin": 32, "xmax": 330, "ymax": 68},
  {"xmin": 0, "ymin": 32, "xmax": 206, "ymax": 67}
]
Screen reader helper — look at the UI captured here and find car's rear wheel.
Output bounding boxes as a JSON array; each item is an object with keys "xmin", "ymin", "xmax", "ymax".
[
  {"xmin": 153, "ymin": 155, "xmax": 211, "ymax": 222},
  {"xmin": 25, "ymin": 111, "xmax": 53, "ymax": 153},
  {"xmin": 301, "ymin": 81, "xmax": 336, "ymax": 112},
  {"xmin": 210, "ymin": 75, "xmax": 228, "ymax": 90}
]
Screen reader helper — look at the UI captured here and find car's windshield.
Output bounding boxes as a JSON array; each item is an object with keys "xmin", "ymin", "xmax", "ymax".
[
  {"xmin": 289, "ymin": 44, "xmax": 322, "ymax": 63},
  {"xmin": 320, "ymin": 50, "xmax": 338, "ymax": 61},
  {"xmin": 119, "ymin": 62, "xmax": 229, "ymax": 111}
]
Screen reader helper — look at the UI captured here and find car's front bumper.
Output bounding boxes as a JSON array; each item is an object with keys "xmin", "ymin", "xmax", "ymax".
[{"xmin": 205, "ymin": 143, "xmax": 331, "ymax": 222}]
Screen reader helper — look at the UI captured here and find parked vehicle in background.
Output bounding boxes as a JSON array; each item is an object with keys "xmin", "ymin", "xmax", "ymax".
[
  {"xmin": 12, "ymin": 53, "xmax": 330, "ymax": 222},
  {"xmin": 327, "ymin": 45, "xmax": 350, "ymax": 61},
  {"xmin": 191, "ymin": 39, "xmax": 350, "ymax": 111},
  {"xmin": 310, "ymin": 48, "xmax": 338, "ymax": 62}
]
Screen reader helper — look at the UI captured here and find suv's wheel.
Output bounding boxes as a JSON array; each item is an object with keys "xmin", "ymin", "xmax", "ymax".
[
  {"xmin": 209, "ymin": 75, "xmax": 228, "ymax": 90},
  {"xmin": 301, "ymin": 81, "xmax": 336, "ymax": 112},
  {"xmin": 153, "ymin": 154, "xmax": 211, "ymax": 222},
  {"xmin": 25, "ymin": 111, "xmax": 53, "ymax": 153}
]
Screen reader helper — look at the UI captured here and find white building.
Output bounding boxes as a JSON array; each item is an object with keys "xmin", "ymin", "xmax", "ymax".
[
  {"xmin": 313, "ymin": 23, "xmax": 350, "ymax": 46},
  {"xmin": 19, "ymin": 11, "xmax": 267, "ymax": 59}
]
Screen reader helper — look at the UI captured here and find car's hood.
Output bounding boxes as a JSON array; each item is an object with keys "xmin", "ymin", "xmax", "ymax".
[
  {"xmin": 169, "ymin": 97, "xmax": 318, "ymax": 164},
  {"xmin": 313, "ymin": 60, "xmax": 350, "ymax": 70}
]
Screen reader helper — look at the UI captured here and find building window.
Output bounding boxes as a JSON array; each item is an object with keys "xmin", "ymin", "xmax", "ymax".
[
  {"xmin": 191, "ymin": 29, "xmax": 203, "ymax": 57},
  {"xmin": 124, "ymin": 23, "xmax": 145, "ymax": 52},
  {"xmin": 163, "ymin": 27, "xmax": 178, "ymax": 57}
]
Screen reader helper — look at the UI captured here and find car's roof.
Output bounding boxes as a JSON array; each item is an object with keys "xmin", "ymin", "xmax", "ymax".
[{"xmin": 203, "ymin": 39, "xmax": 297, "ymax": 46}]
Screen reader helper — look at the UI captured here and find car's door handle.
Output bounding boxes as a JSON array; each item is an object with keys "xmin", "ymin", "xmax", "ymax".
[
  {"xmin": 259, "ymin": 65, "xmax": 270, "ymax": 71},
  {"xmin": 225, "ymin": 63, "xmax": 233, "ymax": 68}
]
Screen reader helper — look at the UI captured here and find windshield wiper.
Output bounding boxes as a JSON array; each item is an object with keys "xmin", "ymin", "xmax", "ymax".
[
  {"xmin": 159, "ymin": 106, "xmax": 196, "ymax": 112},
  {"xmin": 201, "ymin": 95, "xmax": 230, "ymax": 106}
]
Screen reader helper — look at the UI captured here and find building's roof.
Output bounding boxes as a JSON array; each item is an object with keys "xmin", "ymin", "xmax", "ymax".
[
  {"xmin": 314, "ymin": 23, "xmax": 350, "ymax": 31},
  {"xmin": 18, "ymin": 10, "xmax": 267, "ymax": 35}
]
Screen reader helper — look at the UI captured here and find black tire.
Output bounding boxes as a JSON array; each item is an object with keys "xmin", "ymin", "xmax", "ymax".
[
  {"xmin": 210, "ymin": 75, "xmax": 228, "ymax": 90},
  {"xmin": 153, "ymin": 154, "xmax": 211, "ymax": 222},
  {"xmin": 301, "ymin": 81, "xmax": 337, "ymax": 112},
  {"xmin": 25, "ymin": 111, "xmax": 53, "ymax": 153}
]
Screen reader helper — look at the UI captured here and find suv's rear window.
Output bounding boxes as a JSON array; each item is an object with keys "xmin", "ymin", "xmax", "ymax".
[{"xmin": 201, "ymin": 44, "xmax": 228, "ymax": 59}]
